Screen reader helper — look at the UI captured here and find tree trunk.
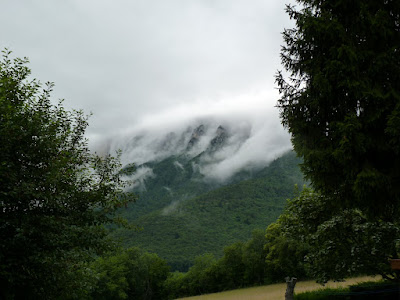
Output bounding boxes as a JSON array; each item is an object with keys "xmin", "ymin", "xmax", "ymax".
[{"xmin": 285, "ymin": 277, "xmax": 297, "ymax": 300}]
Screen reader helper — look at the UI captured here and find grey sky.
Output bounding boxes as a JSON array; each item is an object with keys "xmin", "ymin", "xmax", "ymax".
[{"xmin": 1, "ymin": 0, "xmax": 295, "ymax": 153}]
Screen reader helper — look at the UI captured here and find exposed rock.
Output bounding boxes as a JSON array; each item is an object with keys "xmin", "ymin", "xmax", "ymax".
[
  {"xmin": 207, "ymin": 125, "xmax": 228, "ymax": 153},
  {"xmin": 186, "ymin": 124, "xmax": 205, "ymax": 151}
]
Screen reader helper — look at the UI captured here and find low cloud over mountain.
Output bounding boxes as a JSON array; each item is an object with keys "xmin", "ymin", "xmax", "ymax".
[{"xmin": 99, "ymin": 91, "xmax": 292, "ymax": 182}]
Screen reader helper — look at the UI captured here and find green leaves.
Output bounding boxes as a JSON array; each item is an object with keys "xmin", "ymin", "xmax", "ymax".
[
  {"xmin": 0, "ymin": 51, "xmax": 136, "ymax": 299},
  {"xmin": 272, "ymin": 188, "xmax": 400, "ymax": 283},
  {"xmin": 163, "ymin": 230, "xmax": 271, "ymax": 298},
  {"xmin": 90, "ymin": 248, "xmax": 170, "ymax": 300}
]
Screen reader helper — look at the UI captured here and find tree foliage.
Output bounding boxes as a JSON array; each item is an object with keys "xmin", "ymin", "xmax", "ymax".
[
  {"xmin": 164, "ymin": 229, "xmax": 271, "ymax": 298},
  {"xmin": 274, "ymin": 187, "xmax": 400, "ymax": 283},
  {"xmin": 276, "ymin": 0, "xmax": 400, "ymax": 217},
  {"xmin": 264, "ymin": 219, "xmax": 308, "ymax": 282},
  {"xmin": 114, "ymin": 151, "xmax": 304, "ymax": 272},
  {"xmin": 0, "ymin": 50, "xmax": 135, "ymax": 299},
  {"xmin": 90, "ymin": 248, "xmax": 170, "ymax": 300}
]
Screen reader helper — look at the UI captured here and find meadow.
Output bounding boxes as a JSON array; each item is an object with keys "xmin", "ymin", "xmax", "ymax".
[{"xmin": 179, "ymin": 276, "xmax": 380, "ymax": 300}]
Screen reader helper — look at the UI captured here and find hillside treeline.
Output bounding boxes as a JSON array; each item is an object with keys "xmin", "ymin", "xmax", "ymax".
[
  {"xmin": 87, "ymin": 227, "xmax": 305, "ymax": 299},
  {"xmin": 87, "ymin": 187, "xmax": 400, "ymax": 299},
  {"xmin": 3, "ymin": 0, "xmax": 400, "ymax": 297},
  {"xmin": 114, "ymin": 150, "xmax": 304, "ymax": 272}
]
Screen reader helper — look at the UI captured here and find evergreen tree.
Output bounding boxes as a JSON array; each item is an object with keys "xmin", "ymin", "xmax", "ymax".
[{"xmin": 276, "ymin": 0, "xmax": 400, "ymax": 217}]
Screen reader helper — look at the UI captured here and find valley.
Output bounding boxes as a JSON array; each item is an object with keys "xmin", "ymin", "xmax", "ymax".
[{"xmin": 111, "ymin": 123, "xmax": 304, "ymax": 271}]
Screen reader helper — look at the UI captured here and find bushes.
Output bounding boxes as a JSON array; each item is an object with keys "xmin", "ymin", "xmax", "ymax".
[{"xmin": 294, "ymin": 281, "xmax": 400, "ymax": 300}]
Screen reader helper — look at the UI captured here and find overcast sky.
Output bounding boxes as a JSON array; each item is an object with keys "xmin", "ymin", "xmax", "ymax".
[{"xmin": 1, "ymin": 0, "xmax": 296, "ymax": 154}]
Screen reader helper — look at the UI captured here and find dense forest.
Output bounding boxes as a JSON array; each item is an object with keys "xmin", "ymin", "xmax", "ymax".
[
  {"xmin": 112, "ymin": 150, "xmax": 305, "ymax": 272},
  {"xmin": 1, "ymin": 0, "xmax": 400, "ymax": 299}
]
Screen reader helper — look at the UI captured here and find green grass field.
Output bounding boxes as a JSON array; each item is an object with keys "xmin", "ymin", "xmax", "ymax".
[{"xmin": 178, "ymin": 276, "xmax": 380, "ymax": 300}]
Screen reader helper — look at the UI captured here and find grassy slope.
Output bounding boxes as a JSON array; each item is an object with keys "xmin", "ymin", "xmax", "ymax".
[
  {"xmin": 113, "ymin": 151, "xmax": 305, "ymax": 271},
  {"xmin": 178, "ymin": 276, "xmax": 380, "ymax": 300}
]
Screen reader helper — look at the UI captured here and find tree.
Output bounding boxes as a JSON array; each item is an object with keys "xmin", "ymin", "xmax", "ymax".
[
  {"xmin": 276, "ymin": 187, "xmax": 400, "ymax": 283},
  {"xmin": 0, "ymin": 50, "xmax": 136, "ymax": 299},
  {"xmin": 276, "ymin": 0, "xmax": 400, "ymax": 217},
  {"xmin": 264, "ymin": 190, "xmax": 309, "ymax": 283},
  {"xmin": 183, "ymin": 253, "xmax": 219, "ymax": 295},
  {"xmin": 217, "ymin": 242, "xmax": 247, "ymax": 289},
  {"xmin": 264, "ymin": 223, "xmax": 308, "ymax": 283},
  {"xmin": 91, "ymin": 248, "xmax": 170, "ymax": 300},
  {"xmin": 242, "ymin": 229, "xmax": 268, "ymax": 285}
]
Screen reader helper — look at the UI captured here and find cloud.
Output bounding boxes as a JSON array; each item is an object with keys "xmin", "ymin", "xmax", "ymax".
[
  {"xmin": 106, "ymin": 88, "xmax": 291, "ymax": 182},
  {"xmin": 0, "ymin": 0, "xmax": 295, "ymax": 142},
  {"xmin": 199, "ymin": 119, "xmax": 292, "ymax": 182},
  {"xmin": 129, "ymin": 166, "xmax": 155, "ymax": 191},
  {"xmin": 1, "ymin": 0, "xmax": 297, "ymax": 182}
]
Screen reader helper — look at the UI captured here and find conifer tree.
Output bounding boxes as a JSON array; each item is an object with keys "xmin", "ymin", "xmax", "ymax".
[{"xmin": 276, "ymin": 0, "xmax": 400, "ymax": 217}]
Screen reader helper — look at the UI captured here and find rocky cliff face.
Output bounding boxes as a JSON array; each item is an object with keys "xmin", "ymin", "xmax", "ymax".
[
  {"xmin": 186, "ymin": 124, "xmax": 205, "ymax": 151},
  {"xmin": 207, "ymin": 125, "xmax": 228, "ymax": 153},
  {"xmin": 185, "ymin": 124, "xmax": 228, "ymax": 154},
  {"xmin": 109, "ymin": 117, "xmax": 291, "ymax": 183},
  {"xmin": 118, "ymin": 122, "xmax": 234, "ymax": 164}
]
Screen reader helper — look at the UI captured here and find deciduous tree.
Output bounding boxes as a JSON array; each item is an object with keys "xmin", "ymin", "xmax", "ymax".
[
  {"xmin": 275, "ymin": 188, "xmax": 399, "ymax": 283},
  {"xmin": 0, "ymin": 50, "xmax": 135, "ymax": 299}
]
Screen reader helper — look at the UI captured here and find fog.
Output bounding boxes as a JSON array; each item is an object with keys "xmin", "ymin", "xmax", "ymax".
[
  {"xmin": 1, "ymin": 0, "xmax": 297, "ymax": 182},
  {"xmin": 106, "ymin": 89, "xmax": 292, "ymax": 182},
  {"xmin": 1, "ymin": 0, "xmax": 295, "ymax": 145}
]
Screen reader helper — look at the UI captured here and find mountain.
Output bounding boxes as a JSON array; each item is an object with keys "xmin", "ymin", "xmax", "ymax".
[{"xmin": 110, "ymin": 122, "xmax": 304, "ymax": 271}]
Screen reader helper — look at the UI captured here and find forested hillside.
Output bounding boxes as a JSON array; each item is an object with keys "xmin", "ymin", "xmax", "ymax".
[
  {"xmin": 113, "ymin": 151, "xmax": 304, "ymax": 271},
  {"xmin": 4, "ymin": 0, "xmax": 400, "ymax": 298}
]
